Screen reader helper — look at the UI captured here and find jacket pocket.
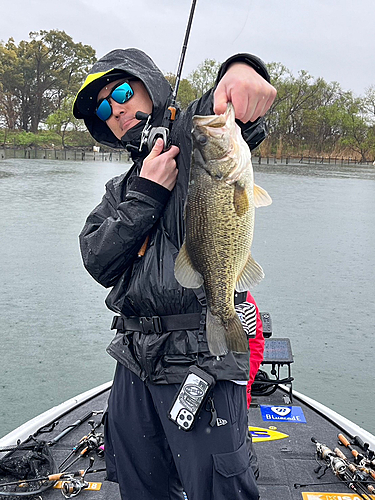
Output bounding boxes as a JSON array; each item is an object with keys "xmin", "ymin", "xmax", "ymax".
[{"xmin": 212, "ymin": 441, "xmax": 259, "ymax": 499}]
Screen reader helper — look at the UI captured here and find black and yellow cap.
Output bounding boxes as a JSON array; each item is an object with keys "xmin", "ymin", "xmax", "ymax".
[{"xmin": 73, "ymin": 69, "xmax": 130, "ymax": 119}]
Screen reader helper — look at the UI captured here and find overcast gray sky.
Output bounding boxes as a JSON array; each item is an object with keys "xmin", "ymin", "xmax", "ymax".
[{"xmin": 1, "ymin": 0, "xmax": 374, "ymax": 95}]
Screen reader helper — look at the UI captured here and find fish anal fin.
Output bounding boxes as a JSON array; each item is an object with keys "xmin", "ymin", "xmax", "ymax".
[
  {"xmin": 254, "ymin": 184, "xmax": 272, "ymax": 208},
  {"xmin": 236, "ymin": 253, "xmax": 264, "ymax": 291},
  {"xmin": 233, "ymin": 184, "xmax": 250, "ymax": 217},
  {"xmin": 174, "ymin": 242, "xmax": 203, "ymax": 289}
]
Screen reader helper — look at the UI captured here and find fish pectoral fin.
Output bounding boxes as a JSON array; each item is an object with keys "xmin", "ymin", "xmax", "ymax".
[
  {"xmin": 236, "ymin": 253, "xmax": 264, "ymax": 291},
  {"xmin": 254, "ymin": 184, "xmax": 272, "ymax": 208},
  {"xmin": 174, "ymin": 242, "xmax": 204, "ymax": 289},
  {"xmin": 233, "ymin": 184, "xmax": 250, "ymax": 217}
]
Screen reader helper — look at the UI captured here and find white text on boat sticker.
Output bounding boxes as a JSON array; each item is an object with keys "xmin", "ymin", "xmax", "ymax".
[
  {"xmin": 248, "ymin": 426, "xmax": 289, "ymax": 442},
  {"xmin": 302, "ymin": 493, "xmax": 375, "ymax": 500},
  {"xmin": 260, "ymin": 405, "xmax": 307, "ymax": 423}
]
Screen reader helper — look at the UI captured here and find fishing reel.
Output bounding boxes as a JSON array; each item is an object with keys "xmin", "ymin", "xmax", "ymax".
[
  {"xmin": 136, "ymin": 107, "xmax": 176, "ymax": 153},
  {"xmin": 312, "ymin": 437, "xmax": 334, "ymax": 461},
  {"xmin": 61, "ymin": 458, "xmax": 93, "ymax": 498},
  {"xmin": 61, "ymin": 477, "xmax": 89, "ymax": 498},
  {"xmin": 59, "ymin": 419, "xmax": 104, "ymax": 471},
  {"xmin": 134, "ymin": 0, "xmax": 196, "ymax": 154},
  {"xmin": 86, "ymin": 420, "xmax": 104, "ymax": 455},
  {"xmin": 312, "ymin": 438, "xmax": 348, "ymax": 478}
]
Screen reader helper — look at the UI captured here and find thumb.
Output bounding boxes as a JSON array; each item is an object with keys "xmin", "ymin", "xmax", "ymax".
[
  {"xmin": 213, "ymin": 86, "xmax": 229, "ymax": 115},
  {"xmin": 147, "ymin": 137, "xmax": 164, "ymax": 159}
]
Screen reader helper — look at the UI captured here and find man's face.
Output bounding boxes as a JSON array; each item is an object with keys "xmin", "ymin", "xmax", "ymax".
[{"xmin": 97, "ymin": 79, "xmax": 153, "ymax": 140}]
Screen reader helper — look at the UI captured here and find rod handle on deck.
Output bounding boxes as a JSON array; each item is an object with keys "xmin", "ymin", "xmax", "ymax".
[{"xmin": 338, "ymin": 433, "xmax": 351, "ymax": 448}]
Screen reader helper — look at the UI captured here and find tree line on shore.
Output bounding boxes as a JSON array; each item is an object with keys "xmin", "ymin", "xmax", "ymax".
[{"xmin": 1, "ymin": 30, "xmax": 374, "ymax": 160}]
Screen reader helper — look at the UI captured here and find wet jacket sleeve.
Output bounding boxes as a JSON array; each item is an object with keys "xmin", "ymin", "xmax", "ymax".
[
  {"xmin": 79, "ymin": 174, "xmax": 170, "ymax": 288},
  {"xmin": 215, "ymin": 52, "xmax": 271, "ymax": 151},
  {"xmin": 216, "ymin": 53, "xmax": 270, "ymax": 84},
  {"xmin": 246, "ymin": 292, "xmax": 265, "ymax": 408}
]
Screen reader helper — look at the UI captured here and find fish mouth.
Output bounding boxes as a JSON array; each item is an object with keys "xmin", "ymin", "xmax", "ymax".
[
  {"xmin": 192, "ymin": 102, "xmax": 235, "ymax": 138},
  {"xmin": 193, "ymin": 102, "xmax": 235, "ymax": 129},
  {"xmin": 193, "ymin": 113, "xmax": 226, "ymax": 128}
]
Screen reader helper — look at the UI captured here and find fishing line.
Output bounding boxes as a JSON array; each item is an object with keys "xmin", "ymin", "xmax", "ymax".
[{"xmin": 230, "ymin": 2, "xmax": 252, "ymax": 44}]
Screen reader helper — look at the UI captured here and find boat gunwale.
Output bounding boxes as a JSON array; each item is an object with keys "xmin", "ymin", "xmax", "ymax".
[
  {"xmin": 283, "ymin": 385, "xmax": 375, "ymax": 448},
  {"xmin": 0, "ymin": 381, "xmax": 112, "ymax": 452},
  {"xmin": 1, "ymin": 382, "xmax": 374, "ymax": 453}
]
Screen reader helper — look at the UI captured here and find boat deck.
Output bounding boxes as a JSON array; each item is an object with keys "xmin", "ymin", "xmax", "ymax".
[{"xmin": 3, "ymin": 382, "xmax": 370, "ymax": 500}]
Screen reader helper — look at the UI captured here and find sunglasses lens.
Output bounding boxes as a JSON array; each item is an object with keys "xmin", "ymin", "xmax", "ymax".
[
  {"xmin": 111, "ymin": 82, "xmax": 134, "ymax": 104},
  {"xmin": 96, "ymin": 99, "xmax": 112, "ymax": 121},
  {"xmin": 95, "ymin": 82, "xmax": 134, "ymax": 121}
]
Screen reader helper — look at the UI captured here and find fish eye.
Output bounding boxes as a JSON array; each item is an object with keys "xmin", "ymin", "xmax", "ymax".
[{"xmin": 197, "ymin": 134, "xmax": 207, "ymax": 145}]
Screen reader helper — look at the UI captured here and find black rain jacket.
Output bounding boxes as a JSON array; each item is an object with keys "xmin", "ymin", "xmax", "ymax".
[{"xmin": 79, "ymin": 48, "xmax": 270, "ymax": 384}]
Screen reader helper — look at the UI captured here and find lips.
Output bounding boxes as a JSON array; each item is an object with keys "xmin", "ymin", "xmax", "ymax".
[{"xmin": 120, "ymin": 116, "xmax": 138, "ymax": 132}]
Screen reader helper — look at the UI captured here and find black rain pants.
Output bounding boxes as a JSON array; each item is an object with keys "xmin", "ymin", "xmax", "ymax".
[{"xmin": 104, "ymin": 363, "xmax": 259, "ymax": 500}]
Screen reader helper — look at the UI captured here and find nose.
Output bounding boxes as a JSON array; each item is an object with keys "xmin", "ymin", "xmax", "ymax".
[{"xmin": 110, "ymin": 98, "xmax": 125, "ymax": 118}]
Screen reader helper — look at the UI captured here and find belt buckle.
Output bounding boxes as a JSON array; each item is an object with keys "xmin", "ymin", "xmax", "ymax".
[{"xmin": 140, "ymin": 316, "xmax": 162, "ymax": 334}]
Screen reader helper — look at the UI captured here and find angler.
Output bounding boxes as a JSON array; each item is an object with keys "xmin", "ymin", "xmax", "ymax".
[{"xmin": 72, "ymin": 0, "xmax": 276, "ymax": 494}]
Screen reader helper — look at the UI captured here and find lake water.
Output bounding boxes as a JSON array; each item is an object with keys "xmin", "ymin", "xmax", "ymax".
[{"xmin": 1, "ymin": 158, "xmax": 374, "ymax": 439}]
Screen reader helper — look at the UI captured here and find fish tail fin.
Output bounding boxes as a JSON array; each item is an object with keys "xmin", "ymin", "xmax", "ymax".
[
  {"xmin": 225, "ymin": 315, "xmax": 249, "ymax": 353},
  {"xmin": 206, "ymin": 309, "xmax": 248, "ymax": 356},
  {"xmin": 206, "ymin": 308, "xmax": 229, "ymax": 356}
]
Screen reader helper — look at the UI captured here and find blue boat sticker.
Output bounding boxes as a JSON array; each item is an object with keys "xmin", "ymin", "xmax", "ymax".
[{"xmin": 260, "ymin": 405, "xmax": 307, "ymax": 423}]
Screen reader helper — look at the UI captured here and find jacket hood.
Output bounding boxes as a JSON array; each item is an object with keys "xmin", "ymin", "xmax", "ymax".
[{"xmin": 73, "ymin": 48, "xmax": 173, "ymax": 149}]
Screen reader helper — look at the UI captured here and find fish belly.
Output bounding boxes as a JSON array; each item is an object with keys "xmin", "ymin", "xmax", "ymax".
[{"xmin": 185, "ymin": 167, "xmax": 253, "ymax": 354}]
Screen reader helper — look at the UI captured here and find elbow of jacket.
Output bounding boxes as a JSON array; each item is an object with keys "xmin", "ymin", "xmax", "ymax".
[
  {"xmin": 81, "ymin": 258, "xmax": 113, "ymax": 288},
  {"xmin": 80, "ymin": 246, "xmax": 117, "ymax": 288}
]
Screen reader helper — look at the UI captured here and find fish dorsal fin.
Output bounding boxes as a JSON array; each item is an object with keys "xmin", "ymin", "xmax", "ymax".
[
  {"xmin": 235, "ymin": 253, "xmax": 264, "ymax": 291},
  {"xmin": 233, "ymin": 184, "xmax": 250, "ymax": 217},
  {"xmin": 174, "ymin": 242, "xmax": 204, "ymax": 289},
  {"xmin": 254, "ymin": 184, "xmax": 272, "ymax": 208}
]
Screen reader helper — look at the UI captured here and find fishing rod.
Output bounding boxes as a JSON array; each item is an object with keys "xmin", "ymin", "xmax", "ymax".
[
  {"xmin": 48, "ymin": 410, "xmax": 102, "ymax": 446},
  {"xmin": 136, "ymin": 0, "xmax": 198, "ymax": 257},
  {"xmin": 310, "ymin": 437, "xmax": 372, "ymax": 499},
  {"xmin": 59, "ymin": 458, "xmax": 102, "ymax": 499},
  {"xmin": 338, "ymin": 433, "xmax": 375, "ymax": 469},
  {"xmin": 334, "ymin": 446, "xmax": 375, "ymax": 495},
  {"xmin": 137, "ymin": 0, "xmax": 198, "ymax": 153},
  {"xmin": 0, "ymin": 460, "xmax": 105, "ymax": 490},
  {"xmin": 59, "ymin": 419, "xmax": 104, "ymax": 471}
]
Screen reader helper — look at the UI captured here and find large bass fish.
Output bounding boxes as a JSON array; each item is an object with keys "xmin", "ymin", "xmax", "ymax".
[{"xmin": 174, "ymin": 103, "xmax": 272, "ymax": 356}]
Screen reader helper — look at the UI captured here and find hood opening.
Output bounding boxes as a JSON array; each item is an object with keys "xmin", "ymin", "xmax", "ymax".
[{"xmin": 73, "ymin": 48, "xmax": 173, "ymax": 150}]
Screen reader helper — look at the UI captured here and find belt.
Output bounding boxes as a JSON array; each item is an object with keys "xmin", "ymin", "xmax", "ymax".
[{"xmin": 111, "ymin": 313, "xmax": 202, "ymax": 334}]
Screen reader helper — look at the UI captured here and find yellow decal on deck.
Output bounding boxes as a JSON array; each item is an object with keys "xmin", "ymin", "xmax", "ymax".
[
  {"xmin": 54, "ymin": 481, "xmax": 102, "ymax": 491},
  {"xmin": 301, "ymin": 493, "xmax": 375, "ymax": 500},
  {"xmin": 248, "ymin": 426, "xmax": 289, "ymax": 442}
]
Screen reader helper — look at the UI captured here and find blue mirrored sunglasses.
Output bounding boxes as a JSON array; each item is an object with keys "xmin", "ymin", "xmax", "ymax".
[{"xmin": 95, "ymin": 81, "xmax": 134, "ymax": 121}]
